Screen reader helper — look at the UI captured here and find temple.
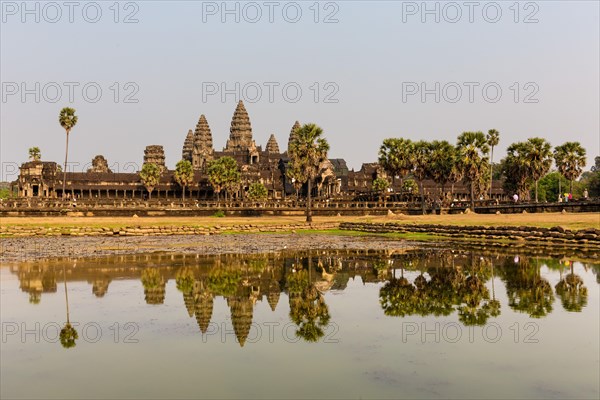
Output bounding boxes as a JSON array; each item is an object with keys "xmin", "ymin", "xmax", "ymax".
[{"xmin": 15, "ymin": 101, "xmax": 504, "ymax": 201}]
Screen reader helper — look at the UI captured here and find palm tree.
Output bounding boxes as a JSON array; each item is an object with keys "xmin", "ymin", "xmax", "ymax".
[
  {"xmin": 486, "ymin": 129, "xmax": 500, "ymax": 198},
  {"xmin": 288, "ymin": 123, "xmax": 329, "ymax": 223},
  {"xmin": 412, "ymin": 140, "xmax": 431, "ymax": 214},
  {"xmin": 378, "ymin": 138, "xmax": 413, "ymax": 197},
  {"xmin": 456, "ymin": 132, "xmax": 490, "ymax": 211},
  {"xmin": 174, "ymin": 159, "xmax": 194, "ymax": 200},
  {"xmin": 28, "ymin": 147, "xmax": 41, "ymax": 161},
  {"xmin": 554, "ymin": 142, "xmax": 587, "ymax": 194},
  {"xmin": 428, "ymin": 140, "xmax": 456, "ymax": 202},
  {"xmin": 501, "ymin": 141, "xmax": 531, "ymax": 200},
  {"xmin": 60, "ymin": 264, "xmax": 78, "ymax": 349},
  {"xmin": 525, "ymin": 137, "xmax": 553, "ymax": 202},
  {"xmin": 139, "ymin": 163, "xmax": 162, "ymax": 199},
  {"xmin": 59, "ymin": 107, "xmax": 78, "ymax": 198},
  {"xmin": 207, "ymin": 156, "xmax": 240, "ymax": 203}
]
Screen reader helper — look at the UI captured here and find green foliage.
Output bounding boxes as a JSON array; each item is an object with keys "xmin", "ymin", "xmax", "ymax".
[
  {"xmin": 535, "ymin": 172, "xmax": 570, "ymax": 202},
  {"xmin": 139, "ymin": 163, "xmax": 162, "ymax": 198},
  {"xmin": 500, "ymin": 141, "xmax": 531, "ymax": 200},
  {"xmin": 428, "ymin": 140, "xmax": 456, "ymax": 191},
  {"xmin": 28, "ymin": 147, "xmax": 41, "ymax": 161},
  {"xmin": 247, "ymin": 182, "xmax": 268, "ymax": 201},
  {"xmin": 372, "ymin": 177, "xmax": 389, "ymax": 193},
  {"xmin": 207, "ymin": 156, "xmax": 240, "ymax": 199},
  {"xmin": 402, "ymin": 178, "xmax": 418, "ymax": 194},
  {"xmin": 141, "ymin": 268, "xmax": 163, "ymax": 289},
  {"xmin": 580, "ymin": 170, "xmax": 600, "ymax": 198},
  {"xmin": 288, "ymin": 123, "xmax": 330, "ymax": 184},
  {"xmin": 0, "ymin": 187, "xmax": 15, "ymax": 199},
  {"xmin": 213, "ymin": 210, "xmax": 225, "ymax": 218},
  {"xmin": 288, "ymin": 123, "xmax": 329, "ymax": 222},
  {"xmin": 175, "ymin": 267, "xmax": 195, "ymax": 294},
  {"xmin": 174, "ymin": 159, "xmax": 194, "ymax": 199},
  {"xmin": 60, "ymin": 323, "xmax": 78, "ymax": 349},
  {"xmin": 456, "ymin": 131, "xmax": 489, "ymax": 208},
  {"xmin": 59, "ymin": 107, "xmax": 78, "ymax": 132},
  {"xmin": 554, "ymin": 142, "xmax": 587, "ymax": 192},
  {"xmin": 378, "ymin": 138, "xmax": 414, "ymax": 182},
  {"xmin": 207, "ymin": 269, "xmax": 241, "ymax": 296},
  {"xmin": 486, "ymin": 129, "xmax": 500, "ymax": 148}
]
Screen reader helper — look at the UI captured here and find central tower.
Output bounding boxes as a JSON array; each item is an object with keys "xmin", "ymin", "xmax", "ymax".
[{"xmin": 224, "ymin": 100, "xmax": 259, "ymax": 163}]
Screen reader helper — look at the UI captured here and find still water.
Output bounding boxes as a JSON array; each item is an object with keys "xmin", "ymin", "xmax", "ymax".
[{"xmin": 1, "ymin": 247, "xmax": 599, "ymax": 399}]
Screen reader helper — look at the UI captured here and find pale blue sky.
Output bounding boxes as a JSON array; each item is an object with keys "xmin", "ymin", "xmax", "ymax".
[{"xmin": 1, "ymin": 1, "xmax": 598, "ymax": 180}]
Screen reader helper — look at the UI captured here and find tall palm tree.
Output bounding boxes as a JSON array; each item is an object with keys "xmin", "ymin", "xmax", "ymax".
[
  {"xmin": 525, "ymin": 137, "xmax": 553, "ymax": 202},
  {"xmin": 554, "ymin": 142, "xmax": 587, "ymax": 194},
  {"xmin": 412, "ymin": 140, "xmax": 431, "ymax": 214},
  {"xmin": 59, "ymin": 108, "xmax": 78, "ymax": 198},
  {"xmin": 456, "ymin": 131, "xmax": 490, "ymax": 211},
  {"xmin": 428, "ymin": 140, "xmax": 456, "ymax": 201},
  {"xmin": 174, "ymin": 159, "xmax": 194, "ymax": 200},
  {"xmin": 378, "ymin": 138, "xmax": 413, "ymax": 197},
  {"xmin": 486, "ymin": 129, "xmax": 500, "ymax": 198},
  {"xmin": 288, "ymin": 123, "xmax": 329, "ymax": 223},
  {"xmin": 60, "ymin": 263, "xmax": 78, "ymax": 349}
]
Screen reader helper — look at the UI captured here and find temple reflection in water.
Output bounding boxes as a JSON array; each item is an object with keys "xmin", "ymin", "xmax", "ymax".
[{"xmin": 11, "ymin": 249, "xmax": 599, "ymax": 346}]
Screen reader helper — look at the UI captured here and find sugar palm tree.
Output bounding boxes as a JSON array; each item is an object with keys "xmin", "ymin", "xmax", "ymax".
[
  {"xmin": 486, "ymin": 129, "xmax": 500, "ymax": 198},
  {"xmin": 554, "ymin": 142, "xmax": 587, "ymax": 194},
  {"xmin": 525, "ymin": 137, "xmax": 553, "ymax": 202},
  {"xmin": 139, "ymin": 163, "xmax": 162, "ymax": 199},
  {"xmin": 60, "ymin": 263, "xmax": 78, "ymax": 349},
  {"xmin": 412, "ymin": 140, "xmax": 431, "ymax": 214},
  {"xmin": 28, "ymin": 147, "xmax": 41, "ymax": 161},
  {"xmin": 378, "ymin": 138, "xmax": 413, "ymax": 197},
  {"xmin": 174, "ymin": 159, "xmax": 194, "ymax": 200},
  {"xmin": 288, "ymin": 123, "xmax": 329, "ymax": 223},
  {"xmin": 59, "ymin": 108, "xmax": 78, "ymax": 198},
  {"xmin": 428, "ymin": 140, "xmax": 456, "ymax": 201},
  {"xmin": 456, "ymin": 132, "xmax": 490, "ymax": 211}
]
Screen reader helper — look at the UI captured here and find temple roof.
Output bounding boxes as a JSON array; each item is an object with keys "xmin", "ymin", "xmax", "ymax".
[
  {"xmin": 287, "ymin": 121, "xmax": 301, "ymax": 151},
  {"xmin": 194, "ymin": 115, "xmax": 213, "ymax": 149},
  {"xmin": 225, "ymin": 101, "xmax": 253, "ymax": 151},
  {"xmin": 266, "ymin": 134, "xmax": 280, "ymax": 153}
]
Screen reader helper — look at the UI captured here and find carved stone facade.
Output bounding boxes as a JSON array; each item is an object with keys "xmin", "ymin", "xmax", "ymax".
[
  {"xmin": 88, "ymin": 155, "xmax": 112, "ymax": 173},
  {"xmin": 266, "ymin": 134, "xmax": 280, "ymax": 153},
  {"xmin": 143, "ymin": 145, "xmax": 166, "ymax": 173},
  {"xmin": 190, "ymin": 115, "xmax": 214, "ymax": 171},
  {"xmin": 15, "ymin": 101, "xmax": 508, "ymax": 201}
]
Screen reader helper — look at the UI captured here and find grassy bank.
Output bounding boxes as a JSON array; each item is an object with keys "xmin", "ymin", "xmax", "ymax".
[{"xmin": 0, "ymin": 212, "xmax": 598, "ymax": 231}]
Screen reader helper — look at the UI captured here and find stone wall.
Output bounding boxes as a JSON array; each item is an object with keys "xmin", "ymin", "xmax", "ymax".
[
  {"xmin": 339, "ymin": 222, "xmax": 600, "ymax": 249},
  {"xmin": 0, "ymin": 222, "xmax": 338, "ymax": 237}
]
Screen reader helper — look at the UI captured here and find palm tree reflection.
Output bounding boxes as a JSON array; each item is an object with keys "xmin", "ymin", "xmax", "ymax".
[
  {"xmin": 60, "ymin": 263, "xmax": 78, "ymax": 349},
  {"xmin": 555, "ymin": 261, "xmax": 588, "ymax": 312}
]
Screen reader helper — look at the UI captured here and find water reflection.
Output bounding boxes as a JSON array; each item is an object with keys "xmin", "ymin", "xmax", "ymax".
[
  {"xmin": 60, "ymin": 262, "xmax": 78, "ymax": 349},
  {"xmin": 9, "ymin": 249, "xmax": 599, "ymax": 348}
]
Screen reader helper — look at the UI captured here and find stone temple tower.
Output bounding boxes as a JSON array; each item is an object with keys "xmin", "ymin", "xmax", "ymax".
[
  {"xmin": 191, "ymin": 114, "xmax": 214, "ymax": 170},
  {"xmin": 143, "ymin": 145, "xmax": 166, "ymax": 173},
  {"xmin": 266, "ymin": 134, "xmax": 280, "ymax": 153},
  {"xmin": 287, "ymin": 121, "xmax": 301, "ymax": 153},
  {"xmin": 224, "ymin": 100, "xmax": 259, "ymax": 163},
  {"xmin": 182, "ymin": 130, "xmax": 193, "ymax": 161}
]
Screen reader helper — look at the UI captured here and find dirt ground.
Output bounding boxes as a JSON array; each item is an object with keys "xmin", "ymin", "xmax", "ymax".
[{"xmin": 1, "ymin": 212, "xmax": 598, "ymax": 230}]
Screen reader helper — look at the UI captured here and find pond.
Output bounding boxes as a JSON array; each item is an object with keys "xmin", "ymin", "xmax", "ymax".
[{"xmin": 1, "ymin": 246, "xmax": 598, "ymax": 399}]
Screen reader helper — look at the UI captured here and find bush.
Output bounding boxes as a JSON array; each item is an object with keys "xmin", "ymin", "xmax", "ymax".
[{"xmin": 213, "ymin": 210, "xmax": 225, "ymax": 218}]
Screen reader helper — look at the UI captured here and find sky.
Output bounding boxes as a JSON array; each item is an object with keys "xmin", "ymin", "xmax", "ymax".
[{"xmin": 1, "ymin": 0, "xmax": 599, "ymax": 181}]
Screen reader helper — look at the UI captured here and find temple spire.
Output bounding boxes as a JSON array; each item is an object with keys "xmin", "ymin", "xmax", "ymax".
[
  {"xmin": 287, "ymin": 121, "xmax": 301, "ymax": 152},
  {"xmin": 191, "ymin": 114, "xmax": 214, "ymax": 170},
  {"xmin": 266, "ymin": 134, "xmax": 280, "ymax": 153},
  {"xmin": 225, "ymin": 100, "xmax": 254, "ymax": 152},
  {"xmin": 182, "ymin": 129, "xmax": 193, "ymax": 161}
]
